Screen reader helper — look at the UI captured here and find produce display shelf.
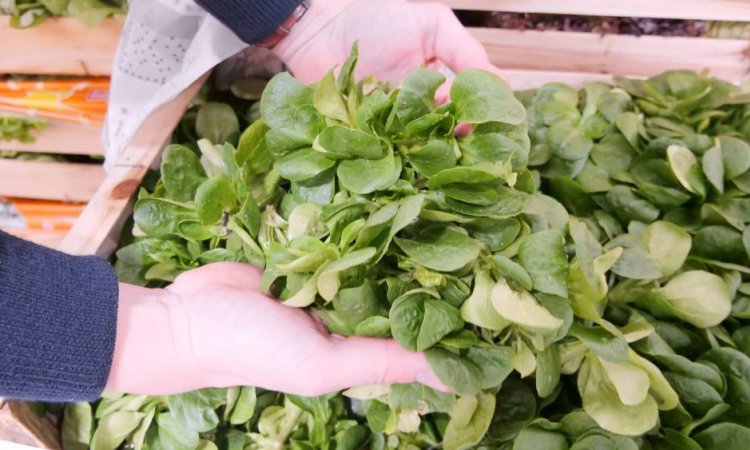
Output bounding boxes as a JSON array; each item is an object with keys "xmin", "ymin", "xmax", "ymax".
[
  {"xmin": 0, "ymin": 123, "xmax": 105, "ymax": 155},
  {"xmin": 0, "ymin": 16, "xmax": 122, "ymax": 75},
  {"xmin": 413, "ymin": 0, "xmax": 750, "ymax": 22},
  {"xmin": 3, "ymin": 0, "xmax": 750, "ymax": 447},
  {"xmin": 474, "ymin": 28, "xmax": 750, "ymax": 85},
  {"xmin": 0, "ymin": 160, "xmax": 105, "ymax": 203}
]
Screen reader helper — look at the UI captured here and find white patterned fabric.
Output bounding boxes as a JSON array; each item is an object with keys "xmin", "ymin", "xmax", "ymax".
[{"xmin": 104, "ymin": 0, "xmax": 248, "ymax": 170}]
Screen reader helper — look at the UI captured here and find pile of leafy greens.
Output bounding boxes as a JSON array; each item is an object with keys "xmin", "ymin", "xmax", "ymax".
[
  {"xmin": 61, "ymin": 46, "xmax": 750, "ymax": 450},
  {"xmin": 0, "ymin": 0, "xmax": 125, "ymax": 27},
  {"xmin": 0, "ymin": 114, "xmax": 46, "ymax": 144}
]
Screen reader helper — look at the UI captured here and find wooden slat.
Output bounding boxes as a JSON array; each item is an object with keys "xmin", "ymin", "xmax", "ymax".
[
  {"xmin": 0, "ymin": 123, "xmax": 104, "ymax": 156},
  {"xmin": 472, "ymin": 28, "xmax": 750, "ymax": 83},
  {"xmin": 0, "ymin": 17, "xmax": 121, "ymax": 75},
  {"xmin": 59, "ymin": 75, "xmax": 209, "ymax": 257},
  {"xmin": 504, "ymin": 69, "xmax": 619, "ymax": 90},
  {"xmin": 0, "ymin": 402, "xmax": 60, "ymax": 450},
  {"xmin": 413, "ymin": 0, "xmax": 750, "ymax": 21},
  {"xmin": 0, "ymin": 160, "xmax": 104, "ymax": 202},
  {"xmin": 3, "ymin": 230, "xmax": 68, "ymax": 249}
]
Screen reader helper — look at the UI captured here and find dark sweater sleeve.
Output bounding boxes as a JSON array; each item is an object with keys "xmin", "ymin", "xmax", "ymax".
[
  {"xmin": 195, "ymin": 0, "xmax": 302, "ymax": 44},
  {"xmin": 0, "ymin": 232, "xmax": 119, "ymax": 402}
]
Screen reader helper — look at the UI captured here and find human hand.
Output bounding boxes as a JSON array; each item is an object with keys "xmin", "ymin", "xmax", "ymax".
[
  {"xmin": 105, "ymin": 262, "xmax": 446, "ymax": 396},
  {"xmin": 274, "ymin": 0, "xmax": 504, "ymax": 85}
]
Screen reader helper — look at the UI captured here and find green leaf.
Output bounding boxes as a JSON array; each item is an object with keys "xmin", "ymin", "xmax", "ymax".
[
  {"xmin": 642, "ymin": 221, "xmax": 691, "ymax": 278},
  {"xmin": 465, "ymin": 218, "xmax": 521, "ymax": 252},
  {"xmin": 196, "ymin": 102, "xmax": 239, "ymax": 144},
  {"xmin": 578, "ymin": 355, "xmax": 658, "ymax": 436},
  {"xmin": 133, "ymin": 198, "xmax": 194, "ymax": 239},
  {"xmin": 569, "ymin": 323, "xmax": 628, "ymax": 363},
  {"xmin": 90, "ymin": 411, "xmax": 145, "ymax": 450},
  {"xmin": 645, "ymin": 429, "xmax": 701, "ymax": 450},
  {"xmin": 406, "ymin": 140, "xmax": 457, "ymax": 177},
  {"xmin": 443, "ymin": 394, "xmax": 496, "ymax": 450},
  {"xmin": 334, "ymin": 280, "xmax": 386, "ymax": 329},
  {"xmin": 702, "ymin": 145, "xmax": 725, "ymax": 193},
  {"xmin": 513, "ymin": 427, "xmax": 568, "ymax": 450},
  {"xmin": 229, "ymin": 387, "xmax": 257, "ymax": 425},
  {"xmin": 161, "ymin": 145, "xmax": 207, "ymax": 201},
  {"xmin": 426, "ymin": 348, "xmax": 483, "ymax": 396},
  {"xmin": 314, "ymin": 126, "xmax": 387, "ymax": 160},
  {"xmin": 668, "ymin": 145, "xmax": 706, "ymax": 196},
  {"xmin": 318, "ymin": 247, "xmax": 377, "ymax": 301},
  {"xmin": 156, "ymin": 412, "xmax": 199, "ymax": 450},
  {"xmin": 355, "ymin": 316, "xmax": 392, "ymax": 337},
  {"xmin": 337, "ymin": 43, "xmax": 359, "ymax": 93},
  {"xmin": 236, "ymin": 120, "xmax": 272, "ymax": 173},
  {"xmin": 261, "ymin": 73, "xmax": 324, "ymax": 152},
  {"xmin": 337, "ymin": 150, "xmax": 396, "ymax": 194},
  {"xmin": 640, "ymin": 271, "xmax": 731, "ymax": 328},
  {"xmin": 389, "ymin": 383, "xmax": 455, "ymax": 414},
  {"xmin": 461, "ymin": 270, "xmax": 510, "ymax": 330},
  {"xmin": 492, "ymin": 254, "xmax": 533, "ymax": 291},
  {"xmin": 195, "ymin": 175, "xmax": 237, "ymax": 225},
  {"xmin": 63, "ymin": 403, "xmax": 92, "ymax": 450},
  {"xmin": 694, "ymin": 423, "xmax": 750, "ymax": 450},
  {"xmin": 314, "ymin": 70, "xmax": 350, "ymax": 123},
  {"xmin": 452, "ymin": 69, "xmax": 526, "ymax": 125},
  {"xmin": 466, "ymin": 346, "xmax": 514, "ymax": 390},
  {"xmin": 536, "ymin": 344, "xmax": 562, "ymax": 398},
  {"xmin": 519, "ymin": 229, "xmax": 568, "ymax": 297},
  {"xmin": 394, "ymin": 68, "xmax": 445, "ymax": 124},
  {"xmin": 605, "ymin": 186, "xmax": 660, "ymax": 224},
  {"xmin": 491, "ymin": 279, "xmax": 564, "ymax": 331},
  {"xmin": 275, "ymin": 149, "xmax": 336, "ymax": 182},
  {"xmin": 168, "ymin": 391, "xmax": 220, "ymax": 433},
  {"xmin": 720, "ymin": 136, "xmax": 750, "ymax": 179},
  {"xmin": 395, "ymin": 226, "xmax": 480, "ymax": 272},
  {"xmin": 417, "ymin": 300, "xmax": 464, "ymax": 351},
  {"xmin": 390, "ymin": 292, "xmax": 462, "ymax": 351}
]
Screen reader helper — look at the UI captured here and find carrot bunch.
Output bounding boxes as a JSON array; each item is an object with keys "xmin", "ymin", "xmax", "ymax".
[{"xmin": 0, "ymin": 78, "xmax": 109, "ymax": 126}]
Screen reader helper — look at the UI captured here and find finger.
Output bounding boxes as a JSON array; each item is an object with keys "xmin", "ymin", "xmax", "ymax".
[
  {"xmin": 319, "ymin": 338, "xmax": 450, "ymax": 393},
  {"xmin": 419, "ymin": 3, "xmax": 508, "ymax": 81}
]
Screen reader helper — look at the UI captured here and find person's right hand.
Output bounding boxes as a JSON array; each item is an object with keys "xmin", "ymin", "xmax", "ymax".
[
  {"xmin": 273, "ymin": 0, "xmax": 505, "ymax": 85},
  {"xmin": 105, "ymin": 262, "xmax": 447, "ymax": 396}
]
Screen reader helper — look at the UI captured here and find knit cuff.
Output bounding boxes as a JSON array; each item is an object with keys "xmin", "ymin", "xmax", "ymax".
[
  {"xmin": 195, "ymin": 0, "xmax": 303, "ymax": 44},
  {"xmin": 0, "ymin": 233, "xmax": 119, "ymax": 402}
]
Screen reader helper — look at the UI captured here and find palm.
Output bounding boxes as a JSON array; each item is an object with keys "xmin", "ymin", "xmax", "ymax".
[
  {"xmin": 165, "ymin": 263, "xmax": 446, "ymax": 396},
  {"xmin": 276, "ymin": 0, "xmax": 503, "ymax": 85}
]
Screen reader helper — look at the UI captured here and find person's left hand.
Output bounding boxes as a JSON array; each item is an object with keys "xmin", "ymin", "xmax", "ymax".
[
  {"xmin": 273, "ymin": 0, "xmax": 504, "ymax": 85},
  {"xmin": 105, "ymin": 262, "xmax": 446, "ymax": 396}
]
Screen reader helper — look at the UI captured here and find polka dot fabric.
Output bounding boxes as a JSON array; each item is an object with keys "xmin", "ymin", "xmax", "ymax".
[{"xmin": 104, "ymin": 0, "xmax": 247, "ymax": 169}]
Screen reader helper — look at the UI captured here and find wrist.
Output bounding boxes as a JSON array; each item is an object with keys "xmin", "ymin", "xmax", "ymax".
[
  {"xmin": 257, "ymin": 0, "xmax": 311, "ymax": 49},
  {"xmin": 105, "ymin": 284, "xmax": 203, "ymax": 394}
]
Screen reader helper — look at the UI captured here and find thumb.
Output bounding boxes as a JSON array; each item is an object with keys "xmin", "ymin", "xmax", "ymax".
[
  {"xmin": 321, "ymin": 338, "xmax": 450, "ymax": 393},
  {"xmin": 419, "ymin": 3, "xmax": 507, "ymax": 80}
]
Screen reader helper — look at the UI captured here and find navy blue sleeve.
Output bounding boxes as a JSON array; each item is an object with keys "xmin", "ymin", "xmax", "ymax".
[
  {"xmin": 0, "ymin": 232, "xmax": 119, "ymax": 402},
  {"xmin": 195, "ymin": 0, "xmax": 303, "ymax": 44}
]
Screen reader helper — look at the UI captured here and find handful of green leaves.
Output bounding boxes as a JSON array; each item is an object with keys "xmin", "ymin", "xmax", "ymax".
[
  {"xmin": 63, "ymin": 47, "xmax": 750, "ymax": 450},
  {"xmin": 0, "ymin": 114, "xmax": 46, "ymax": 143},
  {"xmin": 0, "ymin": 0, "xmax": 125, "ymax": 27}
]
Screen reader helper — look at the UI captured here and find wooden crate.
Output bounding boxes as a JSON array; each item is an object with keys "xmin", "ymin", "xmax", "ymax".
[
  {"xmin": 4, "ymin": 0, "xmax": 750, "ymax": 447},
  {"xmin": 0, "ymin": 15, "xmax": 122, "ymax": 249},
  {"xmin": 0, "ymin": 17, "xmax": 122, "ymax": 75},
  {"xmin": 414, "ymin": 0, "xmax": 750, "ymax": 88}
]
